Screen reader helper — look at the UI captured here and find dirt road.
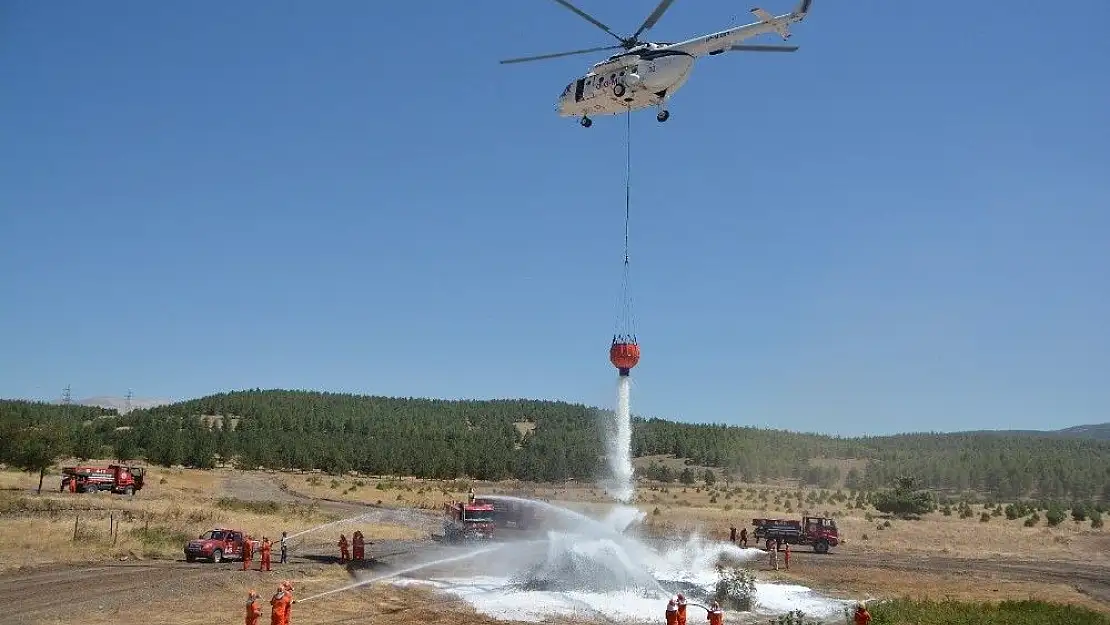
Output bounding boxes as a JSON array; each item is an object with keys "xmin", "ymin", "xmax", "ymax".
[
  {"xmin": 221, "ymin": 471, "xmax": 371, "ymax": 516},
  {"xmin": 221, "ymin": 471, "xmax": 444, "ymax": 536},
  {"xmin": 0, "ymin": 561, "xmax": 223, "ymax": 625}
]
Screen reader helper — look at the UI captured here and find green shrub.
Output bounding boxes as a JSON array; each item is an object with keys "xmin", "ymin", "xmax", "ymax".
[
  {"xmin": 868, "ymin": 598, "xmax": 1110, "ymax": 625},
  {"xmin": 769, "ymin": 610, "xmax": 822, "ymax": 624},
  {"xmin": 130, "ymin": 525, "xmax": 192, "ymax": 548},
  {"xmin": 215, "ymin": 497, "xmax": 280, "ymax": 515},
  {"xmin": 1072, "ymin": 504, "xmax": 1089, "ymax": 523},
  {"xmin": 713, "ymin": 564, "xmax": 755, "ymax": 611},
  {"xmin": 1045, "ymin": 506, "xmax": 1066, "ymax": 527}
]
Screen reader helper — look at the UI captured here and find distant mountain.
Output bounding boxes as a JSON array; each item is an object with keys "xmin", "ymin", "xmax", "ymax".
[
  {"xmin": 1056, "ymin": 423, "xmax": 1110, "ymax": 440},
  {"xmin": 958, "ymin": 423, "xmax": 1110, "ymax": 441},
  {"xmin": 72, "ymin": 396, "xmax": 173, "ymax": 414}
]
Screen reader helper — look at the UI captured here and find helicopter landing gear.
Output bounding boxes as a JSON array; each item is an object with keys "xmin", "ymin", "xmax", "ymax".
[
  {"xmin": 580, "ymin": 116, "xmax": 593, "ymax": 128},
  {"xmin": 656, "ymin": 95, "xmax": 670, "ymax": 123},
  {"xmin": 613, "ymin": 83, "xmax": 626, "ymax": 97}
]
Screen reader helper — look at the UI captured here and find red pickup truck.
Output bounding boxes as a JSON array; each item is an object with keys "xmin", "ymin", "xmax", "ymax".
[{"xmin": 184, "ymin": 528, "xmax": 259, "ymax": 563}]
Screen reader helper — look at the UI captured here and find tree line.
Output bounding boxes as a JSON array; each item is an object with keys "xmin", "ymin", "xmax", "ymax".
[{"xmin": 1, "ymin": 390, "xmax": 1108, "ymax": 503}]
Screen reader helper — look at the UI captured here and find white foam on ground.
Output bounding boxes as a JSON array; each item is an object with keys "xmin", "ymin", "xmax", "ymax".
[
  {"xmin": 394, "ymin": 576, "xmax": 848, "ymax": 623},
  {"xmin": 390, "ymin": 531, "xmax": 848, "ymax": 623}
]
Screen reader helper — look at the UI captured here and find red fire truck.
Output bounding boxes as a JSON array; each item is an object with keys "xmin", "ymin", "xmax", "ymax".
[
  {"xmin": 443, "ymin": 500, "xmax": 496, "ymax": 541},
  {"xmin": 752, "ymin": 515, "xmax": 840, "ymax": 553},
  {"xmin": 60, "ymin": 464, "xmax": 146, "ymax": 495}
]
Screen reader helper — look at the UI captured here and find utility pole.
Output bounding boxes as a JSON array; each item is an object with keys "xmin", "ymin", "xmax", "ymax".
[
  {"xmin": 125, "ymin": 389, "xmax": 133, "ymax": 414},
  {"xmin": 62, "ymin": 385, "xmax": 72, "ymax": 418}
]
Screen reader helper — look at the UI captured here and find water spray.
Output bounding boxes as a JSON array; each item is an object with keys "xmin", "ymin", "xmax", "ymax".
[
  {"xmin": 296, "ymin": 543, "xmax": 510, "ymax": 604},
  {"xmin": 285, "ymin": 507, "xmax": 435, "ymax": 542}
]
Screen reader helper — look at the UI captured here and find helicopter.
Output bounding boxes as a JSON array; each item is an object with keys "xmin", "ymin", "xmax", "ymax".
[{"xmin": 501, "ymin": 0, "xmax": 813, "ymax": 127}]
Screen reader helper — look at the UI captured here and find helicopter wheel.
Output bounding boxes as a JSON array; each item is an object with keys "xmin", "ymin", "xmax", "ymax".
[
  {"xmin": 656, "ymin": 110, "xmax": 670, "ymax": 123},
  {"xmin": 612, "ymin": 84, "xmax": 626, "ymax": 97},
  {"xmin": 580, "ymin": 116, "xmax": 593, "ymax": 128}
]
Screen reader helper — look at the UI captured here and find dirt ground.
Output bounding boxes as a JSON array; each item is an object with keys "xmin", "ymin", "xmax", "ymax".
[{"xmin": 2, "ymin": 465, "xmax": 1108, "ymax": 625}]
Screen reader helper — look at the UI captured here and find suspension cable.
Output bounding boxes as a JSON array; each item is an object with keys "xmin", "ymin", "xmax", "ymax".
[
  {"xmin": 624, "ymin": 106, "xmax": 631, "ymax": 266},
  {"xmin": 613, "ymin": 107, "xmax": 637, "ymax": 343}
]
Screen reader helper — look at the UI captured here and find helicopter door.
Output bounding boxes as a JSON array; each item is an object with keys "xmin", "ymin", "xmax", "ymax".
[{"xmin": 574, "ymin": 78, "xmax": 585, "ymax": 102}]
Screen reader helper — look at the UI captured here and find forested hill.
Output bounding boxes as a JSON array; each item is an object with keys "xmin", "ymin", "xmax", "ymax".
[
  {"xmin": 1057, "ymin": 423, "xmax": 1110, "ymax": 440},
  {"xmin": 957, "ymin": 423, "xmax": 1110, "ymax": 441},
  {"xmin": 2, "ymin": 389, "xmax": 1109, "ymax": 503}
]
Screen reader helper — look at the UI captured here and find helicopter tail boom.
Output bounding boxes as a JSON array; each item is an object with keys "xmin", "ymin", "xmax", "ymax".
[{"xmin": 669, "ymin": 0, "xmax": 812, "ymax": 57}]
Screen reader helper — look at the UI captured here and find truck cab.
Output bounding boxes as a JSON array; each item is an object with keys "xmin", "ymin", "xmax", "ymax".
[
  {"xmin": 802, "ymin": 516, "xmax": 839, "ymax": 552},
  {"xmin": 443, "ymin": 501, "xmax": 496, "ymax": 541},
  {"xmin": 184, "ymin": 528, "xmax": 256, "ymax": 563}
]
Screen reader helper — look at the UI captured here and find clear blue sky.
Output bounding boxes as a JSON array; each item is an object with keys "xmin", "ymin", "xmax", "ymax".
[{"xmin": 2, "ymin": 1, "xmax": 1107, "ymax": 436}]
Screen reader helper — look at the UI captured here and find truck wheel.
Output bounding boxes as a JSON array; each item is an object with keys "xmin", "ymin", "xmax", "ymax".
[
  {"xmin": 813, "ymin": 540, "xmax": 829, "ymax": 554},
  {"xmin": 212, "ymin": 549, "xmax": 223, "ymax": 563},
  {"xmin": 766, "ymin": 539, "xmax": 774, "ymax": 551},
  {"xmin": 186, "ymin": 555, "xmax": 196, "ymax": 563},
  {"xmin": 124, "ymin": 486, "xmax": 134, "ymax": 496},
  {"xmin": 84, "ymin": 483, "xmax": 98, "ymax": 494}
]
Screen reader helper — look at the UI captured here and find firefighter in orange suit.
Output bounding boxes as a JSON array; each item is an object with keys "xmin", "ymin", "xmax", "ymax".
[
  {"xmin": 259, "ymin": 537, "xmax": 272, "ymax": 572},
  {"xmin": 707, "ymin": 601, "xmax": 723, "ymax": 625},
  {"xmin": 665, "ymin": 598, "xmax": 679, "ymax": 625},
  {"xmin": 281, "ymin": 580, "xmax": 295, "ymax": 625},
  {"xmin": 338, "ymin": 534, "xmax": 350, "ymax": 563},
  {"xmin": 245, "ymin": 590, "xmax": 262, "ymax": 625},
  {"xmin": 352, "ymin": 531, "xmax": 364, "ymax": 561},
  {"xmin": 676, "ymin": 593, "xmax": 688, "ymax": 625},
  {"xmin": 853, "ymin": 601, "xmax": 872, "ymax": 625},
  {"xmin": 269, "ymin": 584, "xmax": 290, "ymax": 625},
  {"xmin": 242, "ymin": 535, "xmax": 254, "ymax": 571}
]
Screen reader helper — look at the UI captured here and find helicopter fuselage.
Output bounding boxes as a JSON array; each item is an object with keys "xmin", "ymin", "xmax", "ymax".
[{"xmin": 557, "ymin": 50, "xmax": 694, "ymax": 119}]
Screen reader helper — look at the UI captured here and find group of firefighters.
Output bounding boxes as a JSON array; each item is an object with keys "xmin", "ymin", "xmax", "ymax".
[
  {"xmin": 337, "ymin": 531, "xmax": 368, "ymax": 562},
  {"xmin": 240, "ymin": 532, "xmax": 290, "ymax": 572},
  {"xmin": 237, "ymin": 529, "xmax": 369, "ymax": 571},
  {"xmin": 245, "ymin": 580, "xmax": 296, "ymax": 625},
  {"xmin": 728, "ymin": 525, "xmax": 749, "ymax": 547},
  {"xmin": 665, "ymin": 594, "xmax": 723, "ymax": 625},
  {"xmin": 663, "ymin": 593, "xmax": 871, "ymax": 625},
  {"xmin": 729, "ymin": 525, "xmax": 794, "ymax": 570}
]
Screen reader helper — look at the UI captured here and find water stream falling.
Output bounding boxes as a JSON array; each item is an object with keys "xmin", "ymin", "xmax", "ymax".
[{"xmin": 603, "ymin": 375, "xmax": 635, "ymax": 503}]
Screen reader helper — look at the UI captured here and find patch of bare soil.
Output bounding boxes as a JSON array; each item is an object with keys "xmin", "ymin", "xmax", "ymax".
[
  {"xmin": 0, "ymin": 558, "xmax": 533, "ymax": 625},
  {"xmin": 776, "ymin": 550, "xmax": 1110, "ymax": 613}
]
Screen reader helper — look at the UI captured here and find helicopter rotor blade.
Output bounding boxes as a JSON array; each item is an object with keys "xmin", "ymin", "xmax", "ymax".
[
  {"xmin": 630, "ymin": 0, "xmax": 677, "ymax": 41},
  {"xmin": 728, "ymin": 44, "xmax": 799, "ymax": 52},
  {"xmin": 500, "ymin": 44, "xmax": 623, "ymax": 65},
  {"xmin": 550, "ymin": 0, "xmax": 626, "ymax": 45}
]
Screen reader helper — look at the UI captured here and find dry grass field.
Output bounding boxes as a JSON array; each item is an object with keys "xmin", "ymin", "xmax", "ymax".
[
  {"xmin": 1, "ymin": 460, "xmax": 1108, "ymax": 624},
  {"xmin": 274, "ymin": 468, "xmax": 1110, "ymax": 564},
  {"xmin": 0, "ymin": 464, "xmax": 422, "ymax": 572}
]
